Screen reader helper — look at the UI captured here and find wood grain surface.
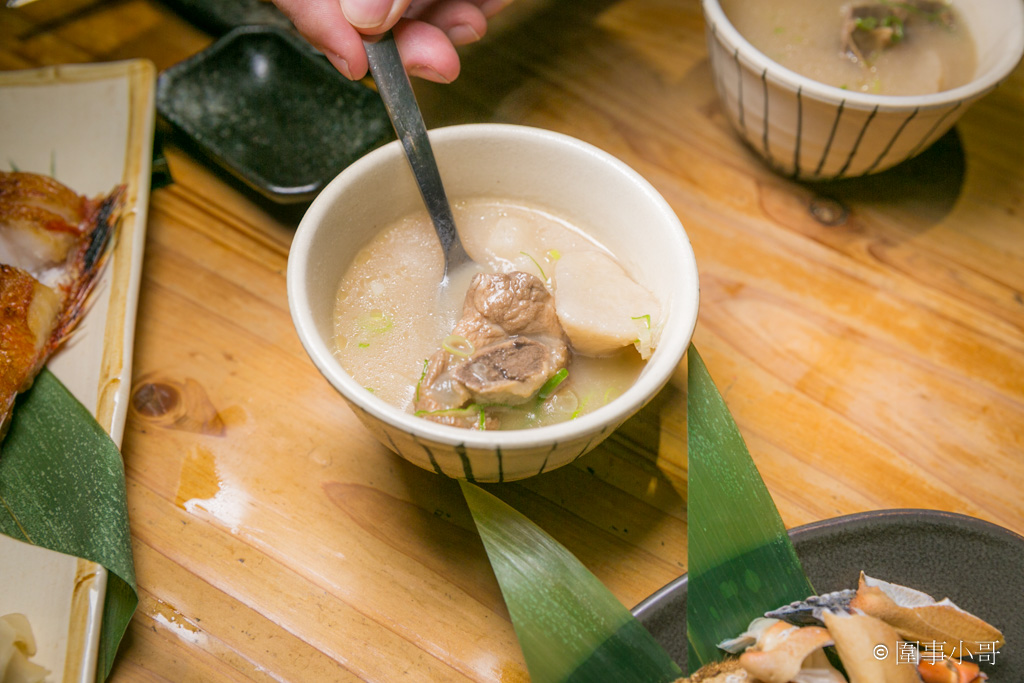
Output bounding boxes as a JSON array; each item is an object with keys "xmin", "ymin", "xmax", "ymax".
[{"xmin": 3, "ymin": 0, "xmax": 1022, "ymax": 680}]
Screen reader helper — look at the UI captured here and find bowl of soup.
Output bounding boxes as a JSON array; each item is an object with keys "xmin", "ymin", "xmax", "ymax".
[
  {"xmin": 288, "ymin": 123, "xmax": 700, "ymax": 482},
  {"xmin": 703, "ymin": 0, "xmax": 1024, "ymax": 179}
]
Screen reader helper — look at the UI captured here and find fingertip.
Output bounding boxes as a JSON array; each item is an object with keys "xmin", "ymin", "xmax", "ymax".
[
  {"xmin": 277, "ymin": 0, "xmax": 369, "ymax": 78},
  {"xmin": 339, "ymin": 0, "xmax": 392, "ymax": 30},
  {"xmin": 446, "ymin": 22, "xmax": 482, "ymax": 46},
  {"xmin": 415, "ymin": 1, "xmax": 487, "ymax": 47},
  {"xmin": 327, "ymin": 52, "xmax": 365, "ymax": 80},
  {"xmin": 340, "ymin": 0, "xmax": 416, "ymax": 33},
  {"xmin": 393, "ymin": 20, "xmax": 462, "ymax": 83},
  {"xmin": 408, "ymin": 64, "xmax": 457, "ymax": 84}
]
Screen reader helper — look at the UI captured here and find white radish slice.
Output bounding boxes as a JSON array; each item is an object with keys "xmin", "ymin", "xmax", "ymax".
[{"xmin": 552, "ymin": 250, "xmax": 660, "ymax": 358}]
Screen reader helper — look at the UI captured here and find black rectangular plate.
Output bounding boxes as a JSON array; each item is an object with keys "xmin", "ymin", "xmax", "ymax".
[
  {"xmin": 158, "ymin": 0, "xmax": 296, "ymax": 36},
  {"xmin": 156, "ymin": 25, "xmax": 393, "ymax": 203}
]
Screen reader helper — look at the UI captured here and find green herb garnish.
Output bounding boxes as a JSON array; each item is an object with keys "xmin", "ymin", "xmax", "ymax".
[
  {"xmin": 442, "ymin": 335, "xmax": 475, "ymax": 358},
  {"xmin": 570, "ymin": 395, "xmax": 589, "ymax": 420},
  {"xmin": 357, "ymin": 309, "xmax": 393, "ymax": 334},
  {"xmin": 854, "ymin": 16, "xmax": 879, "ymax": 31},
  {"xmin": 537, "ymin": 368, "xmax": 569, "ymax": 400},
  {"xmin": 415, "ymin": 403, "xmax": 487, "ymax": 430},
  {"xmin": 413, "ymin": 359, "xmax": 429, "ymax": 403},
  {"xmin": 631, "ymin": 314, "xmax": 651, "ymax": 328},
  {"xmin": 883, "ymin": 14, "xmax": 905, "ymax": 42},
  {"xmin": 415, "ymin": 405, "xmax": 480, "ymax": 418},
  {"xmin": 520, "ymin": 251, "xmax": 548, "ymax": 281}
]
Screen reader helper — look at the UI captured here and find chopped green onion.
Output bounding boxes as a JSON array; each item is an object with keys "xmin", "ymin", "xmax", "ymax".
[
  {"xmin": 442, "ymin": 335, "xmax": 475, "ymax": 358},
  {"xmin": 882, "ymin": 15, "xmax": 905, "ymax": 42},
  {"xmin": 538, "ymin": 389, "xmax": 579, "ymax": 424},
  {"xmin": 415, "ymin": 405, "xmax": 480, "ymax": 418},
  {"xmin": 537, "ymin": 368, "xmax": 569, "ymax": 400},
  {"xmin": 357, "ymin": 310, "xmax": 393, "ymax": 334},
  {"xmin": 520, "ymin": 251, "xmax": 547, "ymax": 281},
  {"xmin": 632, "ymin": 314, "xmax": 654, "ymax": 358},
  {"xmin": 546, "ymin": 248, "xmax": 561, "ymax": 261},
  {"xmin": 415, "ymin": 403, "xmax": 488, "ymax": 429},
  {"xmin": 854, "ymin": 16, "xmax": 879, "ymax": 31},
  {"xmin": 890, "ymin": 0, "xmax": 950, "ymax": 24},
  {"xmin": 570, "ymin": 394, "xmax": 589, "ymax": 420},
  {"xmin": 413, "ymin": 359, "xmax": 429, "ymax": 403},
  {"xmin": 358, "ymin": 342, "xmax": 370, "ymax": 349},
  {"xmin": 853, "ymin": 10, "xmax": 905, "ymax": 43}
]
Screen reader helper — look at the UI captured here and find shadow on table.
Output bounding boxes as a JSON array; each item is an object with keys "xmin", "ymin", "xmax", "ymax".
[
  {"xmin": 382, "ymin": 375, "xmax": 686, "ymax": 595},
  {"xmin": 802, "ymin": 127, "xmax": 967, "ymax": 232}
]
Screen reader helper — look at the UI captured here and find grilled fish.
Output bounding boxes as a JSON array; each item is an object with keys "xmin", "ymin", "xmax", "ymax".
[{"xmin": 0, "ymin": 171, "xmax": 123, "ymax": 441}]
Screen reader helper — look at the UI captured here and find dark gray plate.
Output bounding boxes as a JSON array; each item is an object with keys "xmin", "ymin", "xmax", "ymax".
[
  {"xmin": 632, "ymin": 509, "xmax": 1024, "ymax": 676},
  {"xmin": 156, "ymin": 25, "xmax": 393, "ymax": 203},
  {"xmin": 159, "ymin": 0, "xmax": 297, "ymax": 37}
]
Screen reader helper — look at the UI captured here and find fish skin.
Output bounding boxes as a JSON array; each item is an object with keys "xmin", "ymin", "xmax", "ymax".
[{"xmin": 0, "ymin": 171, "xmax": 123, "ymax": 443}]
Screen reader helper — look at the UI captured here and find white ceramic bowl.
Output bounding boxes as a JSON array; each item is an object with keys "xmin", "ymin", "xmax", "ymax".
[
  {"xmin": 703, "ymin": 0, "xmax": 1024, "ymax": 180},
  {"xmin": 288, "ymin": 123, "xmax": 699, "ymax": 482}
]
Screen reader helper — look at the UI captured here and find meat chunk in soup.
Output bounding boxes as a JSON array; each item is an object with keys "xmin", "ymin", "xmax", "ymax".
[
  {"xmin": 333, "ymin": 198, "xmax": 658, "ymax": 430},
  {"xmin": 841, "ymin": 1, "xmax": 954, "ymax": 64},
  {"xmin": 455, "ymin": 337, "xmax": 560, "ymax": 403},
  {"xmin": 722, "ymin": 0, "xmax": 973, "ymax": 95},
  {"xmin": 459, "ymin": 270, "xmax": 568, "ymax": 346},
  {"xmin": 415, "ymin": 271, "xmax": 569, "ymax": 428}
]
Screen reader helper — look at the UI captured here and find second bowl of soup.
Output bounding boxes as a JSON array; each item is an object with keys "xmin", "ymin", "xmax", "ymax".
[
  {"xmin": 703, "ymin": 0, "xmax": 1024, "ymax": 179},
  {"xmin": 288, "ymin": 123, "xmax": 699, "ymax": 481}
]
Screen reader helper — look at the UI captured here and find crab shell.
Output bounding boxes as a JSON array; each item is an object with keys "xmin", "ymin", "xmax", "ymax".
[
  {"xmin": 822, "ymin": 610, "xmax": 921, "ymax": 683},
  {"xmin": 737, "ymin": 620, "xmax": 841, "ymax": 683},
  {"xmin": 849, "ymin": 572, "xmax": 1005, "ymax": 659},
  {"xmin": 917, "ymin": 658, "xmax": 985, "ymax": 683}
]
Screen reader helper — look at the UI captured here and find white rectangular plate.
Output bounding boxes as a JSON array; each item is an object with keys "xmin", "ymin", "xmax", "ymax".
[
  {"xmin": 0, "ymin": 536, "xmax": 108, "ymax": 682},
  {"xmin": 0, "ymin": 59, "xmax": 156, "ymax": 683}
]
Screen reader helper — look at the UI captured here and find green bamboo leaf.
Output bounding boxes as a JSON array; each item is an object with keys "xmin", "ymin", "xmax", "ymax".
[
  {"xmin": 0, "ymin": 368, "xmax": 138, "ymax": 681},
  {"xmin": 461, "ymin": 481, "xmax": 682, "ymax": 683},
  {"xmin": 686, "ymin": 344, "xmax": 814, "ymax": 671}
]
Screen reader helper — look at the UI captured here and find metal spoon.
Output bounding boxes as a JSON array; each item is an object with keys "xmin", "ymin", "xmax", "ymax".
[{"xmin": 363, "ymin": 31, "xmax": 471, "ymax": 283}]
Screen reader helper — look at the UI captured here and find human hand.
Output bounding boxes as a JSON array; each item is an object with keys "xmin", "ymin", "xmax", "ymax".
[{"xmin": 271, "ymin": 0, "xmax": 511, "ymax": 83}]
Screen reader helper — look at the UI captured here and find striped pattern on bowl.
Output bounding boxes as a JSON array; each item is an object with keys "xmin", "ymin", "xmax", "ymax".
[
  {"xmin": 288, "ymin": 124, "xmax": 699, "ymax": 482},
  {"xmin": 702, "ymin": 0, "xmax": 1024, "ymax": 180}
]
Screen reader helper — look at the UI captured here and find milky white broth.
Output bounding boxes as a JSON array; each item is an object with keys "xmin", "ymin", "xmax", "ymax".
[
  {"xmin": 332, "ymin": 198, "xmax": 653, "ymax": 430},
  {"xmin": 723, "ymin": 0, "xmax": 976, "ymax": 95}
]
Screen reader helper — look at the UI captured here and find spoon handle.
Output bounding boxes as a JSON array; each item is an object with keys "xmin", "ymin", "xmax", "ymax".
[{"xmin": 364, "ymin": 32, "xmax": 470, "ymax": 273}]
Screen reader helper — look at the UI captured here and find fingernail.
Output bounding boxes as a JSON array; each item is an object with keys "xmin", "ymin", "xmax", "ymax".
[
  {"xmin": 340, "ymin": 0, "xmax": 392, "ymax": 29},
  {"xmin": 409, "ymin": 65, "xmax": 451, "ymax": 84},
  {"xmin": 447, "ymin": 23, "xmax": 481, "ymax": 46},
  {"xmin": 327, "ymin": 53, "xmax": 353, "ymax": 80}
]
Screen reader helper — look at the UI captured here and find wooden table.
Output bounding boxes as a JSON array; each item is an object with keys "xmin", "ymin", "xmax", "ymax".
[{"xmin": 4, "ymin": 1, "xmax": 1023, "ymax": 680}]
